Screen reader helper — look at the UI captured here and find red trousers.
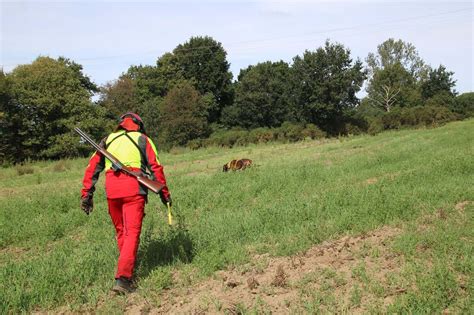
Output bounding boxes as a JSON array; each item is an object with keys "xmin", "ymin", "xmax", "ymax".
[{"xmin": 107, "ymin": 195, "xmax": 146, "ymax": 279}]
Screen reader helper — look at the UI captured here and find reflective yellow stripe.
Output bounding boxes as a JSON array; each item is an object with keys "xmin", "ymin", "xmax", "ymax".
[
  {"xmin": 148, "ymin": 138, "xmax": 160, "ymax": 165},
  {"xmin": 105, "ymin": 131, "xmax": 142, "ymax": 169}
]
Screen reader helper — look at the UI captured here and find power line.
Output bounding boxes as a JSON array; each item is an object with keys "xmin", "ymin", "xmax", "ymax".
[
  {"xmin": 1, "ymin": 7, "xmax": 471, "ymax": 68},
  {"xmin": 101, "ymin": 9, "xmax": 474, "ymax": 63},
  {"xmin": 94, "ymin": 7, "xmax": 474, "ymax": 61}
]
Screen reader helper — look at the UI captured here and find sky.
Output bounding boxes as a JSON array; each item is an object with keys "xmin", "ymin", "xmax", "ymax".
[{"xmin": 1, "ymin": 0, "xmax": 473, "ymax": 94}]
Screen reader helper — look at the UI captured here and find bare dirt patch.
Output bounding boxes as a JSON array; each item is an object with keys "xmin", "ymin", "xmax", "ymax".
[
  {"xmin": 365, "ymin": 177, "xmax": 378, "ymax": 185},
  {"xmin": 123, "ymin": 226, "xmax": 405, "ymax": 314},
  {"xmin": 455, "ymin": 201, "xmax": 470, "ymax": 212}
]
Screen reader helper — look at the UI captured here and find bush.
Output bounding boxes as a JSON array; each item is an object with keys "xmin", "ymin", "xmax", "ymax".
[
  {"xmin": 192, "ymin": 121, "xmax": 328, "ymax": 149},
  {"xmin": 343, "ymin": 123, "xmax": 363, "ymax": 136},
  {"xmin": 399, "ymin": 107, "xmax": 418, "ymax": 126},
  {"xmin": 248, "ymin": 127, "xmax": 275, "ymax": 143},
  {"xmin": 205, "ymin": 129, "xmax": 249, "ymax": 147},
  {"xmin": 367, "ymin": 117, "xmax": 384, "ymax": 135},
  {"xmin": 382, "ymin": 109, "xmax": 403, "ymax": 129},
  {"xmin": 276, "ymin": 122, "xmax": 305, "ymax": 142},
  {"xmin": 428, "ymin": 106, "xmax": 457, "ymax": 126},
  {"xmin": 186, "ymin": 139, "xmax": 203, "ymax": 150},
  {"xmin": 454, "ymin": 92, "xmax": 474, "ymax": 118},
  {"xmin": 424, "ymin": 92, "xmax": 456, "ymax": 111},
  {"xmin": 414, "ymin": 106, "xmax": 456, "ymax": 127},
  {"xmin": 159, "ymin": 82, "xmax": 211, "ymax": 147},
  {"xmin": 302, "ymin": 123, "xmax": 326, "ymax": 139}
]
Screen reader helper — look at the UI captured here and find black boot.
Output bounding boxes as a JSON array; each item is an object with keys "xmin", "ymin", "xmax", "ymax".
[{"xmin": 112, "ymin": 276, "xmax": 134, "ymax": 294}]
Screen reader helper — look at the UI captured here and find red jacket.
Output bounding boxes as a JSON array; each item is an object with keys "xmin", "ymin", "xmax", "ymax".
[{"xmin": 81, "ymin": 130, "xmax": 170, "ymax": 200}]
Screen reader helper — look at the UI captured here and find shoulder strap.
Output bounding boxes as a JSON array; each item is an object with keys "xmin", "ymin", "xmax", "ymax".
[
  {"xmin": 104, "ymin": 132, "xmax": 126, "ymax": 149},
  {"xmin": 105, "ymin": 131, "xmax": 150, "ymax": 175},
  {"xmin": 123, "ymin": 132, "xmax": 150, "ymax": 175}
]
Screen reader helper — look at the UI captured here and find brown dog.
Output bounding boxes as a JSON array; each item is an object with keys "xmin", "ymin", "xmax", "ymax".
[{"xmin": 223, "ymin": 159, "xmax": 253, "ymax": 172}]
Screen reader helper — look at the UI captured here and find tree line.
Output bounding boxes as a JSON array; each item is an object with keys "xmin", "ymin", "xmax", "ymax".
[{"xmin": 1, "ymin": 36, "xmax": 473, "ymax": 163}]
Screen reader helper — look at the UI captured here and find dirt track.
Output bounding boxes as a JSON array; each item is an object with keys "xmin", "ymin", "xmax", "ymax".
[{"xmin": 125, "ymin": 226, "xmax": 405, "ymax": 314}]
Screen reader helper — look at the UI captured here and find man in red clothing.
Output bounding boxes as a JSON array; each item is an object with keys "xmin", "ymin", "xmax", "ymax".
[{"xmin": 80, "ymin": 112, "xmax": 171, "ymax": 294}]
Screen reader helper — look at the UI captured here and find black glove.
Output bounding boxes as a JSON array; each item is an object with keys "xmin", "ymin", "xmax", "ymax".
[
  {"xmin": 81, "ymin": 196, "xmax": 93, "ymax": 215},
  {"xmin": 159, "ymin": 192, "xmax": 172, "ymax": 206}
]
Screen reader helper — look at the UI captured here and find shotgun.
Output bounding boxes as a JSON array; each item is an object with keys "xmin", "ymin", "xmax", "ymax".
[{"xmin": 74, "ymin": 127, "xmax": 165, "ymax": 194}]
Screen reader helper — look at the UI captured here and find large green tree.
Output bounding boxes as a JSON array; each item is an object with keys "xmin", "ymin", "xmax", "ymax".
[
  {"xmin": 58, "ymin": 57, "xmax": 99, "ymax": 93},
  {"xmin": 366, "ymin": 38, "xmax": 429, "ymax": 81},
  {"xmin": 158, "ymin": 81, "xmax": 211, "ymax": 147},
  {"xmin": 99, "ymin": 75, "xmax": 139, "ymax": 118},
  {"xmin": 125, "ymin": 63, "xmax": 179, "ymax": 102},
  {"xmin": 4, "ymin": 56, "xmax": 110, "ymax": 161},
  {"xmin": 117, "ymin": 36, "xmax": 232, "ymax": 129},
  {"xmin": 366, "ymin": 62, "xmax": 418, "ymax": 112},
  {"xmin": 0, "ymin": 70, "xmax": 18, "ymax": 163},
  {"xmin": 173, "ymin": 36, "xmax": 233, "ymax": 123},
  {"xmin": 222, "ymin": 61, "xmax": 292, "ymax": 129},
  {"xmin": 421, "ymin": 65, "xmax": 457, "ymax": 100},
  {"xmin": 453, "ymin": 92, "xmax": 474, "ymax": 117},
  {"xmin": 291, "ymin": 40, "xmax": 366, "ymax": 133},
  {"xmin": 101, "ymin": 63, "xmax": 176, "ymax": 136},
  {"xmin": 366, "ymin": 39, "xmax": 430, "ymax": 111}
]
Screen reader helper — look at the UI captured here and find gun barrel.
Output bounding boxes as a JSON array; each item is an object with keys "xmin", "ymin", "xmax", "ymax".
[{"xmin": 75, "ymin": 127, "xmax": 101, "ymax": 152}]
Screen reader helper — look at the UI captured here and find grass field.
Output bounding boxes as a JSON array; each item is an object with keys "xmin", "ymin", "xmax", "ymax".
[{"xmin": 1, "ymin": 120, "xmax": 473, "ymax": 313}]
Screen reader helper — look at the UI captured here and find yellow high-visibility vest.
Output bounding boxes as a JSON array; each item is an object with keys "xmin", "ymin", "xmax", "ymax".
[{"xmin": 104, "ymin": 131, "xmax": 144, "ymax": 170}]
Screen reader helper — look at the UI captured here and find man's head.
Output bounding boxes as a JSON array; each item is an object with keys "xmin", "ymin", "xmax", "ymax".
[{"xmin": 118, "ymin": 112, "xmax": 146, "ymax": 133}]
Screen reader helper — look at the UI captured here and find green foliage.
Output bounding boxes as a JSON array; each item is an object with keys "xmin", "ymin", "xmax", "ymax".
[
  {"xmin": 199, "ymin": 122, "xmax": 326, "ymax": 148},
  {"xmin": 424, "ymin": 91, "xmax": 456, "ymax": 109},
  {"xmin": 173, "ymin": 36, "xmax": 233, "ymax": 123},
  {"xmin": 291, "ymin": 40, "xmax": 366, "ymax": 134},
  {"xmin": 0, "ymin": 70, "xmax": 16, "ymax": 163},
  {"xmin": 365, "ymin": 38, "xmax": 432, "ymax": 114},
  {"xmin": 57, "ymin": 57, "xmax": 98, "ymax": 93},
  {"xmin": 247, "ymin": 127, "xmax": 275, "ymax": 143},
  {"xmin": 222, "ymin": 61, "xmax": 292, "ymax": 129},
  {"xmin": 277, "ymin": 121, "xmax": 305, "ymax": 142},
  {"xmin": 367, "ymin": 117, "xmax": 384, "ymax": 135},
  {"xmin": 366, "ymin": 38, "xmax": 429, "ymax": 81},
  {"xmin": 96, "ymin": 36, "xmax": 233, "ymax": 145},
  {"xmin": 126, "ymin": 64, "xmax": 175, "ymax": 101},
  {"xmin": 1, "ymin": 37, "xmax": 468, "ymax": 163},
  {"xmin": 302, "ymin": 123, "xmax": 326, "ymax": 139},
  {"xmin": 414, "ymin": 106, "xmax": 457, "ymax": 126},
  {"xmin": 343, "ymin": 122, "xmax": 364, "ymax": 136},
  {"xmin": 365, "ymin": 39, "xmax": 460, "ymax": 123},
  {"xmin": 98, "ymin": 75, "xmax": 139, "ymax": 118},
  {"xmin": 159, "ymin": 82, "xmax": 211, "ymax": 147},
  {"xmin": 363, "ymin": 106, "xmax": 457, "ymax": 135},
  {"xmin": 453, "ymin": 92, "xmax": 474, "ymax": 118},
  {"xmin": 139, "ymin": 96, "xmax": 163, "ymax": 142},
  {"xmin": 421, "ymin": 65, "xmax": 457, "ymax": 100},
  {"xmin": 205, "ymin": 128, "xmax": 249, "ymax": 147},
  {"xmin": 2, "ymin": 57, "xmax": 110, "ymax": 162},
  {"xmin": 366, "ymin": 62, "xmax": 418, "ymax": 112}
]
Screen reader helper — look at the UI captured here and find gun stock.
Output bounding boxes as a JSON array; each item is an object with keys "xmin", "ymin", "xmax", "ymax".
[
  {"xmin": 75, "ymin": 127, "xmax": 165, "ymax": 194},
  {"xmin": 135, "ymin": 171, "xmax": 164, "ymax": 194}
]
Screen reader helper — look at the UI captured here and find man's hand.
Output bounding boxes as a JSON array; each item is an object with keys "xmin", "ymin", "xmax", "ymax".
[
  {"xmin": 159, "ymin": 192, "xmax": 172, "ymax": 206},
  {"xmin": 81, "ymin": 196, "xmax": 94, "ymax": 215}
]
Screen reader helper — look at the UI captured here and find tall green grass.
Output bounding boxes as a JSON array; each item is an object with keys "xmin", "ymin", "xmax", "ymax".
[{"xmin": 1, "ymin": 120, "xmax": 473, "ymax": 312}]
